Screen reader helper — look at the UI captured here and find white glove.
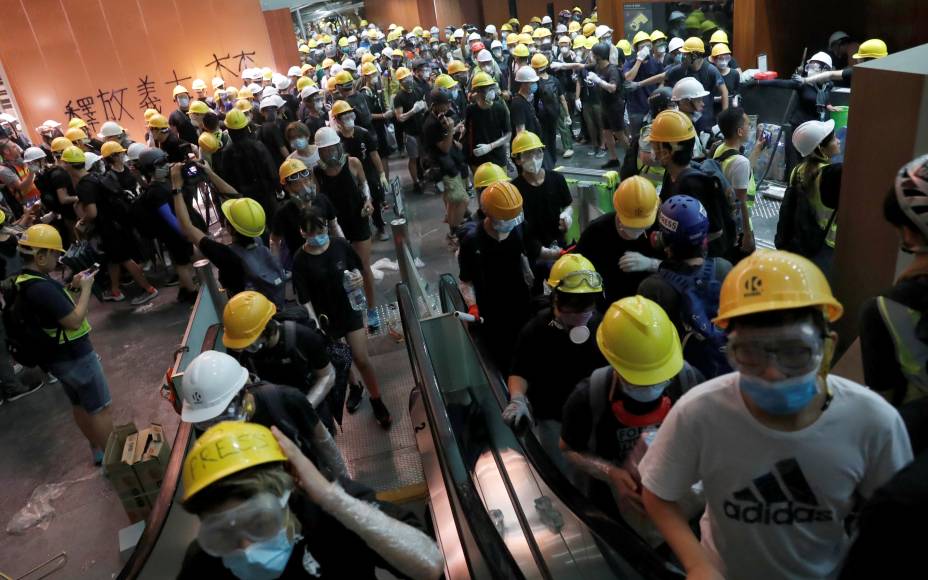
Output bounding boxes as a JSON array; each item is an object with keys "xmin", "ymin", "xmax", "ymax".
[
  {"xmin": 473, "ymin": 143, "xmax": 492, "ymax": 157},
  {"xmin": 559, "ymin": 209, "xmax": 573, "ymax": 232},
  {"xmin": 379, "ymin": 173, "xmax": 389, "ymax": 190},
  {"xmin": 502, "ymin": 394, "xmax": 533, "ymax": 430},
  {"xmin": 549, "ymin": 61, "xmax": 565, "ymax": 71},
  {"xmin": 575, "ymin": 98, "xmax": 582, "ymax": 111},
  {"xmin": 586, "ymin": 72, "xmax": 602, "ymax": 85},
  {"xmin": 412, "ymin": 100, "xmax": 426, "ymax": 113},
  {"xmin": 619, "ymin": 251, "xmax": 660, "ymax": 273},
  {"xmin": 637, "ymin": 46, "xmax": 650, "ymax": 61}
]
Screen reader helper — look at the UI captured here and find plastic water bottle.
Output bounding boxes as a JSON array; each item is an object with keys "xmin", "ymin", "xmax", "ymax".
[{"xmin": 343, "ymin": 270, "xmax": 367, "ymax": 311}]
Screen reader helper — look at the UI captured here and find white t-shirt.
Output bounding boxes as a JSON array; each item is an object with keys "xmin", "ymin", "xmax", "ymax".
[
  {"xmin": 639, "ymin": 373, "xmax": 912, "ymax": 580},
  {"xmin": 723, "ymin": 154, "xmax": 751, "ymax": 190}
]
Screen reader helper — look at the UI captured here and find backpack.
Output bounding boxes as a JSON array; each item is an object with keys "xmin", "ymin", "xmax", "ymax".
[
  {"xmin": 657, "ymin": 259, "xmax": 732, "ymax": 380},
  {"xmin": 228, "ymin": 239, "xmax": 287, "ymax": 307},
  {"xmin": 1, "ymin": 276, "xmax": 61, "ymax": 368},
  {"xmin": 678, "ymin": 164, "xmax": 738, "ymax": 257},
  {"xmin": 775, "ymin": 171, "xmax": 836, "ymax": 257},
  {"xmin": 37, "ymin": 167, "xmax": 67, "ymax": 214}
]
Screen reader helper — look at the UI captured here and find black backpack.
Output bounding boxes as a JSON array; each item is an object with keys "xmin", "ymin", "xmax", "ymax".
[
  {"xmin": 1, "ymin": 276, "xmax": 61, "ymax": 368},
  {"xmin": 775, "ymin": 171, "xmax": 836, "ymax": 257},
  {"xmin": 676, "ymin": 166, "xmax": 738, "ymax": 258}
]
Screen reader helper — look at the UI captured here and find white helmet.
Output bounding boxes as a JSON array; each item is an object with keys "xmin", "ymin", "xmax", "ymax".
[
  {"xmin": 23, "ymin": 146, "xmax": 46, "ymax": 163},
  {"xmin": 515, "ymin": 65, "xmax": 540, "ymax": 83},
  {"xmin": 180, "ymin": 351, "xmax": 248, "ymax": 423},
  {"xmin": 828, "ymin": 31, "xmax": 849, "ymax": 46},
  {"xmin": 347, "ymin": 35, "xmax": 357, "ymax": 44},
  {"xmin": 669, "ymin": 11, "xmax": 686, "ymax": 22},
  {"xmin": 541, "ymin": 15, "xmax": 552, "ymax": 25},
  {"xmin": 329, "ymin": 64, "xmax": 343, "ymax": 77},
  {"xmin": 261, "ymin": 86, "xmax": 279, "ymax": 98},
  {"xmin": 381, "ymin": 47, "xmax": 394, "ymax": 58},
  {"xmin": 274, "ymin": 77, "xmax": 291, "ymax": 91},
  {"xmin": 300, "ymin": 85, "xmax": 321, "ymax": 99},
  {"xmin": 247, "ymin": 82, "xmax": 263, "ymax": 95},
  {"xmin": 671, "ymin": 77, "xmax": 710, "ymax": 101},
  {"xmin": 40, "ymin": 119, "xmax": 62, "ymax": 129},
  {"xmin": 341, "ymin": 59, "xmax": 357, "ymax": 71},
  {"xmin": 315, "ymin": 126, "xmax": 341, "ymax": 148},
  {"xmin": 894, "ymin": 154, "xmax": 928, "ymax": 241},
  {"xmin": 467, "ymin": 32, "xmax": 481, "ymax": 42},
  {"xmin": 452, "ymin": 28, "xmax": 465, "ymax": 40},
  {"xmin": 555, "ymin": 24, "xmax": 567, "ymax": 34},
  {"xmin": 595, "ymin": 25, "xmax": 612, "ymax": 39},
  {"xmin": 808, "ymin": 51, "xmax": 833, "ymax": 69},
  {"xmin": 83, "ymin": 152, "xmax": 101, "ymax": 171},
  {"xmin": 212, "ymin": 76, "xmax": 225, "ymax": 89},
  {"xmin": 287, "ymin": 66, "xmax": 302, "ymax": 77},
  {"xmin": 485, "ymin": 24, "xmax": 497, "ymax": 34},
  {"xmin": 259, "ymin": 96, "xmax": 279, "ymax": 110},
  {"xmin": 99, "ymin": 121, "xmax": 124, "ymax": 138},
  {"xmin": 430, "ymin": 26, "xmax": 439, "ymax": 35},
  {"xmin": 668, "ymin": 37, "xmax": 685, "ymax": 53},
  {"xmin": 476, "ymin": 49, "xmax": 493, "ymax": 63},
  {"xmin": 792, "ymin": 119, "xmax": 835, "ymax": 157},
  {"xmin": 126, "ymin": 142, "xmax": 146, "ymax": 161},
  {"xmin": 491, "ymin": 40, "xmax": 502, "ymax": 50}
]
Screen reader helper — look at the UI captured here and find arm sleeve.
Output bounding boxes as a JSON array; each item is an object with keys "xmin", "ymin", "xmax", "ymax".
[
  {"xmin": 197, "ymin": 238, "xmax": 244, "ymax": 280},
  {"xmin": 297, "ymin": 326, "xmax": 331, "ymax": 370},
  {"xmin": 638, "ymin": 401, "xmax": 701, "ymax": 501},
  {"xmin": 758, "ymin": 79, "xmax": 802, "ymax": 90},
  {"xmin": 510, "ymin": 99, "xmax": 526, "ymax": 130},
  {"xmin": 727, "ymin": 156, "xmax": 752, "ymax": 190},
  {"xmin": 554, "ymin": 173, "xmax": 573, "ymax": 208},
  {"xmin": 560, "ymin": 380, "xmax": 594, "ymax": 452},
  {"xmin": 859, "ymin": 297, "xmax": 907, "ymax": 396}
]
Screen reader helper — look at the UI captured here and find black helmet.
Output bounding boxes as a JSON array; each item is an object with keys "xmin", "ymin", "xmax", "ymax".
[
  {"xmin": 136, "ymin": 147, "xmax": 168, "ymax": 172},
  {"xmin": 429, "ymin": 87, "xmax": 451, "ymax": 106},
  {"xmin": 648, "ymin": 87, "xmax": 673, "ymax": 118},
  {"xmin": 592, "ymin": 42, "xmax": 611, "ymax": 61}
]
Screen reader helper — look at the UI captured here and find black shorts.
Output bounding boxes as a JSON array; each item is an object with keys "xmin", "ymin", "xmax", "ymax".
[
  {"xmin": 341, "ymin": 218, "xmax": 372, "ymax": 243},
  {"xmin": 100, "ymin": 227, "xmax": 139, "ymax": 263},
  {"xmin": 603, "ymin": 103, "xmax": 626, "ymax": 132},
  {"xmin": 162, "ymin": 235, "xmax": 194, "ymax": 266},
  {"xmin": 327, "ymin": 308, "xmax": 365, "ymax": 339}
]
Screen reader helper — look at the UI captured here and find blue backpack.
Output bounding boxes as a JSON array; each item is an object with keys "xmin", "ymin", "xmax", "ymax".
[
  {"xmin": 657, "ymin": 258, "xmax": 732, "ymax": 380},
  {"xmin": 228, "ymin": 238, "xmax": 287, "ymax": 307}
]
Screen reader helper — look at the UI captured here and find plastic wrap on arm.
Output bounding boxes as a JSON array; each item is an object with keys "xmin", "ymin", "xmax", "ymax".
[
  {"xmin": 562, "ymin": 448, "xmax": 616, "ymax": 483},
  {"xmin": 306, "ymin": 363, "xmax": 335, "ymax": 409},
  {"xmin": 310, "ymin": 420, "xmax": 350, "ymax": 481}
]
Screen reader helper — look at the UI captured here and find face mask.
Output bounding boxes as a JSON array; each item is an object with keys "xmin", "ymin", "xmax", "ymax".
[
  {"xmin": 541, "ymin": 42, "xmax": 552, "ymax": 52},
  {"xmin": 492, "ymin": 213, "xmax": 523, "ymax": 235},
  {"xmin": 622, "ymin": 380, "xmax": 670, "ymax": 403},
  {"xmin": 558, "ymin": 310, "xmax": 594, "ymax": 329},
  {"xmin": 298, "ymin": 184, "xmax": 316, "ymax": 201},
  {"xmin": 716, "ymin": 57, "xmax": 731, "ymax": 69},
  {"xmin": 690, "ymin": 110, "xmax": 703, "ymax": 122},
  {"xmin": 521, "ymin": 156, "xmax": 543, "ymax": 174},
  {"xmin": 528, "ymin": 83, "xmax": 538, "ymax": 96},
  {"xmin": 177, "ymin": 96, "xmax": 190, "ymax": 108},
  {"xmin": 27, "ymin": 162, "xmax": 44, "ymax": 174},
  {"xmin": 482, "ymin": 64, "xmax": 494, "ymax": 74},
  {"xmin": 673, "ymin": 53, "xmax": 683, "ymax": 64},
  {"xmin": 451, "ymin": 88, "xmax": 460, "ymax": 99},
  {"xmin": 560, "ymin": 46, "xmax": 570, "ymax": 54},
  {"xmin": 492, "ymin": 50, "xmax": 503, "ymax": 59},
  {"xmin": 291, "ymin": 137, "xmax": 308, "ymax": 150},
  {"xmin": 341, "ymin": 117, "xmax": 355, "ymax": 129},
  {"xmin": 402, "ymin": 80, "xmax": 415, "ymax": 90},
  {"xmin": 244, "ymin": 337, "xmax": 267, "ymax": 353},
  {"xmin": 654, "ymin": 43, "xmax": 667, "ymax": 55},
  {"xmin": 420, "ymin": 68, "xmax": 431, "ymax": 77},
  {"xmin": 153, "ymin": 165, "xmax": 170, "ymax": 181},
  {"xmin": 739, "ymin": 370, "xmax": 819, "ymax": 415},
  {"xmin": 306, "ymin": 232, "xmax": 329, "ymax": 247},
  {"xmin": 484, "ymin": 89, "xmax": 497, "ymax": 103},
  {"xmin": 221, "ymin": 528, "xmax": 294, "ymax": 580},
  {"xmin": 312, "ymin": 98, "xmax": 324, "ymax": 110},
  {"xmin": 323, "ymin": 153, "xmax": 345, "ymax": 170},
  {"xmin": 619, "ymin": 224, "xmax": 647, "ymax": 239}
]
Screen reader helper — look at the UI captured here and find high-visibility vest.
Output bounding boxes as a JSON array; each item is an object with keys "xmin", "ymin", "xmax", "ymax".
[
  {"xmin": 877, "ymin": 296, "xmax": 928, "ymax": 404},
  {"xmin": 15, "ymin": 273, "xmax": 91, "ymax": 343},
  {"xmin": 793, "ymin": 160, "xmax": 837, "ymax": 248},
  {"xmin": 714, "ymin": 144, "xmax": 756, "ymax": 207}
]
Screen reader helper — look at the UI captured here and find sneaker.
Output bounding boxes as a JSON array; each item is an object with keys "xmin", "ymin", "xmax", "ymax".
[
  {"xmin": 595, "ymin": 148, "xmax": 608, "ymax": 158},
  {"xmin": 3, "ymin": 381, "xmax": 45, "ymax": 402},
  {"xmin": 563, "ymin": 149, "xmax": 574, "ymax": 159},
  {"xmin": 142, "ymin": 261, "xmax": 153, "ymax": 272},
  {"xmin": 586, "ymin": 148, "xmax": 597, "ymax": 157},
  {"xmin": 377, "ymin": 229, "xmax": 390, "ymax": 242},
  {"xmin": 164, "ymin": 274, "xmax": 180, "ymax": 287},
  {"xmin": 102, "ymin": 290, "xmax": 125, "ymax": 302},
  {"xmin": 601, "ymin": 158, "xmax": 621, "ymax": 169},
  {"xmin": 367, "ymin": 308, "xmax": 381, "ymax": 332},
  {"xmin": 45, "ymin": 373, "xmax": 59, "ymax": 384},
  {"xmin": 131, "ymin": 288, "xmax": 159, "ymax": 306},
  {"xmin": 346, "ymin": 383, "xmax": 364, "ymax": 413},
  {"xmin": 371, "ymin": 397, "xmax": 392, "ymax": 429}
]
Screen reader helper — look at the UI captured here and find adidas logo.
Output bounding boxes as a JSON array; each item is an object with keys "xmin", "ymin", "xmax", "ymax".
[{"xmin": 723, "ymin": 458, "xmax": 834, "ymax": 525}]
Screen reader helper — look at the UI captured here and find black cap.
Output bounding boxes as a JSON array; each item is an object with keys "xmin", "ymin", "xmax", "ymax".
[
  {"xmin": 411, "ymin": 58, "xmax": 427, "ymax": 70},
  {"xmin": 592, "ymin": 42, "xmax": 611, "ymax": 61},
  {"xmin": 429, "ymin": 88, "xmax": 451, "ymax": 106},
  {"xmin": 136, "ymin": 147, "xmax": 168, "ymax": 171}
]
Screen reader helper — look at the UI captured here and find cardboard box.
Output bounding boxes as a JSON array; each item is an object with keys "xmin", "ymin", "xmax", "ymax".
[
  {"xmin": 104, "ymin": 423, "xmax": 172, "ymax": 523},
  {"xmin": 131, "ymin": 424, "xmax": 171, "ymax": 497}
]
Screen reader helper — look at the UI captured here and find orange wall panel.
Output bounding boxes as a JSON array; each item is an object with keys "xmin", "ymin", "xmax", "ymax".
[
  {"xmin": 264, "ymin": 8, "xmax": 299, "ymax": 73},
  {"xmin": 364, "ymin": 0, "xmax": 422, "ymax": 31},
  {"xmin": 0, "ymin": 0, "xmax": 280, "ymax": 143}
]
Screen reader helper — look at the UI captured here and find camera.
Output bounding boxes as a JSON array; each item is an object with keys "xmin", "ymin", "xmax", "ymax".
[{"xmin": 181, "ymin": 160, "xmax": 208, "ymax": 186}]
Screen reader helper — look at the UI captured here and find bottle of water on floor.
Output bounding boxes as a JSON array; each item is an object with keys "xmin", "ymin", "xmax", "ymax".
[{"xmin": 344, "ymin": 270, "xmax": 367, "ymax": 311}]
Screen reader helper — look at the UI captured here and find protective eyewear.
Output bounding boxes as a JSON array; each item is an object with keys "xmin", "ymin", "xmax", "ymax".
[
  {"xmin": 285, "ymin": 169, "xmax": 311, "ymax": 182},
  {"xmin": 553, "ymin": 270, "xmax": 603, "ymax": 291},
  {"xmin": 726, "ymin": 325, "xmax": 824, "ymax": 376},
  {"xmin": 195, "ymin": 395, "xmax": 247, "ymax": 430},
  {"xmin": 197, "ymin": 491, "xmax": 290, "ymax": 557}
]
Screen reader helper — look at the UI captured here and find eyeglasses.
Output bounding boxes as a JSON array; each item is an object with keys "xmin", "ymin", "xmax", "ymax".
[
  {"xmin": 727, "ymin": 331, "xmax": 824, "ymax": 376},
  {"xmin": 553, "ymin": 270, "xmax": 603, "ymax": 291},
  {"xmin": 197, "ymin": 492, "xmax": 290, "ymax": 556},
  {"xmin": 285, "ymin": 169, "xmax": 311, "ymax": 182}
]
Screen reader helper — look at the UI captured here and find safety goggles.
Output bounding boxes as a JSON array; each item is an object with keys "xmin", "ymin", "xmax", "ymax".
[
  {"xmin": 726, "ymin": 324, "xmax": 824, "ymax": 376},
  {"xmin": 197, "ymin": 491, "xmax": 290, "ymax": 557},
  {"xmin": 195, "ymin": 395, "xmax": 247, "ymax": 430},
  {"xmin": 552, "ymin": 269, "xmax": 603, "ymax": 291},
  {"xmin": 285, "ymin": 169, "xmax": 311, "ymax": 182}
]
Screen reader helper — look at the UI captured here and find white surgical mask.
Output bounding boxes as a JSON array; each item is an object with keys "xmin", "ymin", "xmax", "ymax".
[
  {"xmin": 622, "ymin": 380, "xmax": 670, "ymax": 403},
  {"xmin": 522, "ymin": 156, "xmax": 543, "ymax": 174}
]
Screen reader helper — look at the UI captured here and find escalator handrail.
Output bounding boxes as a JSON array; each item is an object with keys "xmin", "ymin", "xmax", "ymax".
[
  {"xmin": 397, "ymin": 283, "xmax": 525, "ymax": 580},
  {"xmin": 437, "ymin": 274, "xmax": 682, "ymax": 579}
]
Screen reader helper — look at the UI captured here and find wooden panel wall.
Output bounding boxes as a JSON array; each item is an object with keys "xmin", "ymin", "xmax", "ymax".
[
  {"xmin": 364, "ymin": 0, "xmax": 422, "ymax": 31},
  {"xmin": 263, "ymin": 8, "xmax": 299, "ymax": 72}
]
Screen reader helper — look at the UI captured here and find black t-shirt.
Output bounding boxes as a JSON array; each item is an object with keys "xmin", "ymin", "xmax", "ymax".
[
  {"xmin": 339, "ymin": 127, "xmax": 379, "ymax": 176},
  {"xmin": 859, "ymin": 274, "xmax": 928, "ymax": 402},
  {"xmin": 314, "ymin": 162, "xmax": 370, "ymax": 242},
  {"xmin": 292, "ymin": 238, "xmax": 363, "ymax": 336},
  {"xmin": 458, "ymin": 223, "xmax": 533, "ymax": 328},
  {"xmin": 345, "ymin": 92, "xmax": 373, "ymax": 130},
  {"xmin": 393, "ymin": 87, "xmax": 426, "ymax": 136},
  {"xmin": 35, "ymin": 166, "xmax": 77, "ymax": 220},
  {"xmin": 198, "ymin": 237, "xmax": 246, "ymax": 296},
  {"xmin": 177, "ymin": 482, "xmax": 422, "ymax": 580},
  {"xmin": 510, "ymin": 308, "xmax": 606, "ymax": 421},
  {"xmin": 169, "ymin": 109, "xmax": 199, "ymax": 145},
  {"xmin": 0, "ymin": 236, "xmax": 19, "ymax": 280},
  {"xmin": 108, "ymin": 166, "xmax": 138, "ymax": 193},
  {"xmin": 272, "ymin": 194, "xmax": 337, "ymax": 258},
  {"xmin": 511, "ymin": 171, "xmax": 572, "ymax": 255},
  {"xmin": 421, "ymin": 113, "xmax": 465, "ymax": 176},
  {"xmin": 76, "ymin": 174, "xmax": 129, "ymax": 230},
  {"xmin": 593, "ymin": 63, "xmax": 625, "ymax": 111},
  {"xmin": 159, "ymin": 133, "xmax": 194, "ymax": 163},
  {"xmin": 258, "ymin": 119, "xmax": 289, "ymax": 169},
  {"xmin": 536, "ymin": 75, "xmax": 563, "ymax": 124},
  {"xmin": 665, "ymin": 62, "xmax": 724, "ymax": 127},
  {"xmin": 245, "ymin": 324, "xmax": 330, "ymax": 393},
  {"xmin": 136, "ymin": 181, "xmax": 186, "ymax": 242},
  {"xmin": 575, "ymin": 212, "xmax": 659, "ymax": 308},
  {"xmin": 303, "ymin": 114, "xmax": 327, "ymax": 142},
  {"xmin": 509, "ymin": 94, "xmax": 541, "ymax": 136},
  {"xmin": 637, "ymin": 258, "xmax": 732, "ymax": 339},
  {"xmin": 463, "ymin": 101, "xmax": 510, "ymax": 166},
  {"xmin": 18, "ymin": 268, "xmax": 92, "ymax": 362}
]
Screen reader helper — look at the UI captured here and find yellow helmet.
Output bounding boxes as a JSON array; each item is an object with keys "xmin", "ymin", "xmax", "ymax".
[
  {"xmin": 447, "ymin": 60, "xmax": 468, "ymax": 75},
  {"xmin": 198, "ymin": 131, "xmax": 221, "ymax": 154},
  {"xmin": 597, "ymin": 296, "xmax": 683, "ymax": 385},
  {"xmin": 517, "ymin": 33, "xmax": 533, "ymax": 45},
  {"xmin": 321, "ymin": 58, "xmax": 336, "ymax": 70},
  {"xmin": 506, "ymin": 34, "xmax": 520, "ymax": 47},
  {"xmin": 360, "ymin": 62, "xmax": 377, "ymax": 77},
  {"xmin": 50, "ymin": 137, "xmax": 73, "ymax": 153},
  {"xmin": 147, "ymin": 114, "xmax": 170, "ymax": 130},
  {"xmin": 225, "ymin": 108, "xmax": 250, "ymax": 130},
  {"xmin": 172, "ymin": 85, "xmax": 189, "ymax": 98},
  {"xmin": 532, "ymin": 28, "xmax": 552, "ymax": 39},
  {"xmin": 61, "ymin": 145, "xmax": 86, "ymax": 164},
  {"xmin": 361, "ymin": 53, "xmax": 375, "ymax": 64},
  {"xmin": 511, "ymin": 131, "xmax": 544, "ymax": 155},
  {"xmin": 711, "ymin": 43, "xmax": 731, "ymax": 58},
  {"xmin": 395, "ymin": 66, "xmax": 412, "ymax": 81},
  {"xmin": 296, "ymin": 76, "xmax": 314, "ymax": 91},
  {"xmin": 278, "ymin": 158, "xmax": 308, "ymax": 184},
  {"xmin": 238, "ymin": 87, "xmax": 254, "ymax": 101},
  {"xmin": 512, "ymin": 44, "xmax": 530, "ymax": 58},
  {"xmin": 331, "ymin": 100, "xmax": 354, "ymax": 117},
  {"xmin": 300, "ymin": 63, "xmax": 313, "ymax": 75},
  {"xmin": 307, "ymin": 39, "xmax": 319, "ymax": 49},
  {"xmin": 584, "ymin": 36, "xmax": 597, "ymax": 50},
  {"xmin": 714, "ymin": 250, "xmax": 843, "ymax": 329},
  {"xmin": 616, "ymin": 39, "xmax": 633, "ymax": 56},
  {"xmin": 572, "ymin": 36, "xmax": 586, "ymax": 50},
  {"xmin": 143, "ymin": 108, "xmax": 160, "ymax": 121},
  {"xmin": 568, "ymin": 21, "xmax": 581, "ymax": 33},
  {"xmin": 501, "ymin": 23, "xmax": 513, "ymax": 32},
  {"xmin": 650, "ymin": 30, "xmax": 667, "ymax": 43},
  {"xmin": 226, "ymin": 86, "xmax": 239, "ymax": 98},
  {"xmin": 188, "ymin": 100, "xmax": 210, "ymax": 115},
  {"xmin": 547, "ymin": 254, "xmax": 602, "ymax": 294},
  {"xmin": 613, "ymin": 176, "xmax": 660, "ymax": 229},
  {"xmin": 19, "ymin": 224, "xmax": 64, "ymax": 253},
  {"xmin": 298, "ymin": 44, "xmax": 310, "ymax": 54},
  {"xmin": 222, "ymin": 291, "xmax": 277, "ymax": 349},
  {"xmin": 473, "ymin": 162, "xmax": 509, "ymax": 189},
  {"xmin": 68, "ymin": 117, "xmax": 87, "ymax": 129},
  {"xmin": 853, "ymin": 38, "xmax": 888, "ymax": 60},
  {"xmin": 647, "ymin": 110, "xmax": 697, "ymax": 143},
  {"xmin": 582, "ymin": 23, "xmax": 596, "ymax": 37},
  {"xmin": 181, "ymin": 422, "xmax": 287, "ymax": 502},
  {"xmin": 470, "ymin": 71, "xmax": 495, "ymax": 89},
  {"xmin": 521, "ymin": 25, "xmax": 534, "ymax": 34},
  {"xmin": 481, "ymin": 181, "xmax": 523, "ymax": 220},
  {"xmin": 233, "ymin": 98, "xmax": 253, "ymax": 113},
  {"xmin": 221, "ymin": 197, "xmax": 265, "ymax": 238},
  {"xmin": 530, "ymin": 53, "xmax": 549, "ymax": 70},
  {"xmin": 64, "ymin": 127, "xmax": 87, "ymax": 142},
  {"xmin": 680, "ymin": 37, "xmax": 706, "ymax": 54},
  {"xmin": 325, "ymin": 77, "xmax": 338, "ymax": 92},
  {"xmin": 684, "ymin": 15, "xmax": 701, "ymax": 30},
  {"xmin": 434, "ymin": 74, "xmax": 457, "ymax": 90},
  {"xmin": 100, "ymin": 141, "xmax": 126, "ymax": 159},
  {"xmin": 632, "ymin": 31, "xmax": 651, "ymax": 46},
  {"xmin": 530, "ymin": 16, "xmax": 541, "ymax": 24},
  {"xmin": 333, "ymin": 71, "xmax": 353, "ymax": 86},
  {"xmin": 558, "ymin": 35, "xmax": 571, "ymax": 46},
  {"xmin": 338, "ymin": 37, "xmax": 349, "ymax": 48},
  {"xmin": 699, "ymin": 20, "xmax": 718, "ymax": 35},
  {"xmin": 709, "ymin": 30, "xmax": 729, "ymax": 45}
]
